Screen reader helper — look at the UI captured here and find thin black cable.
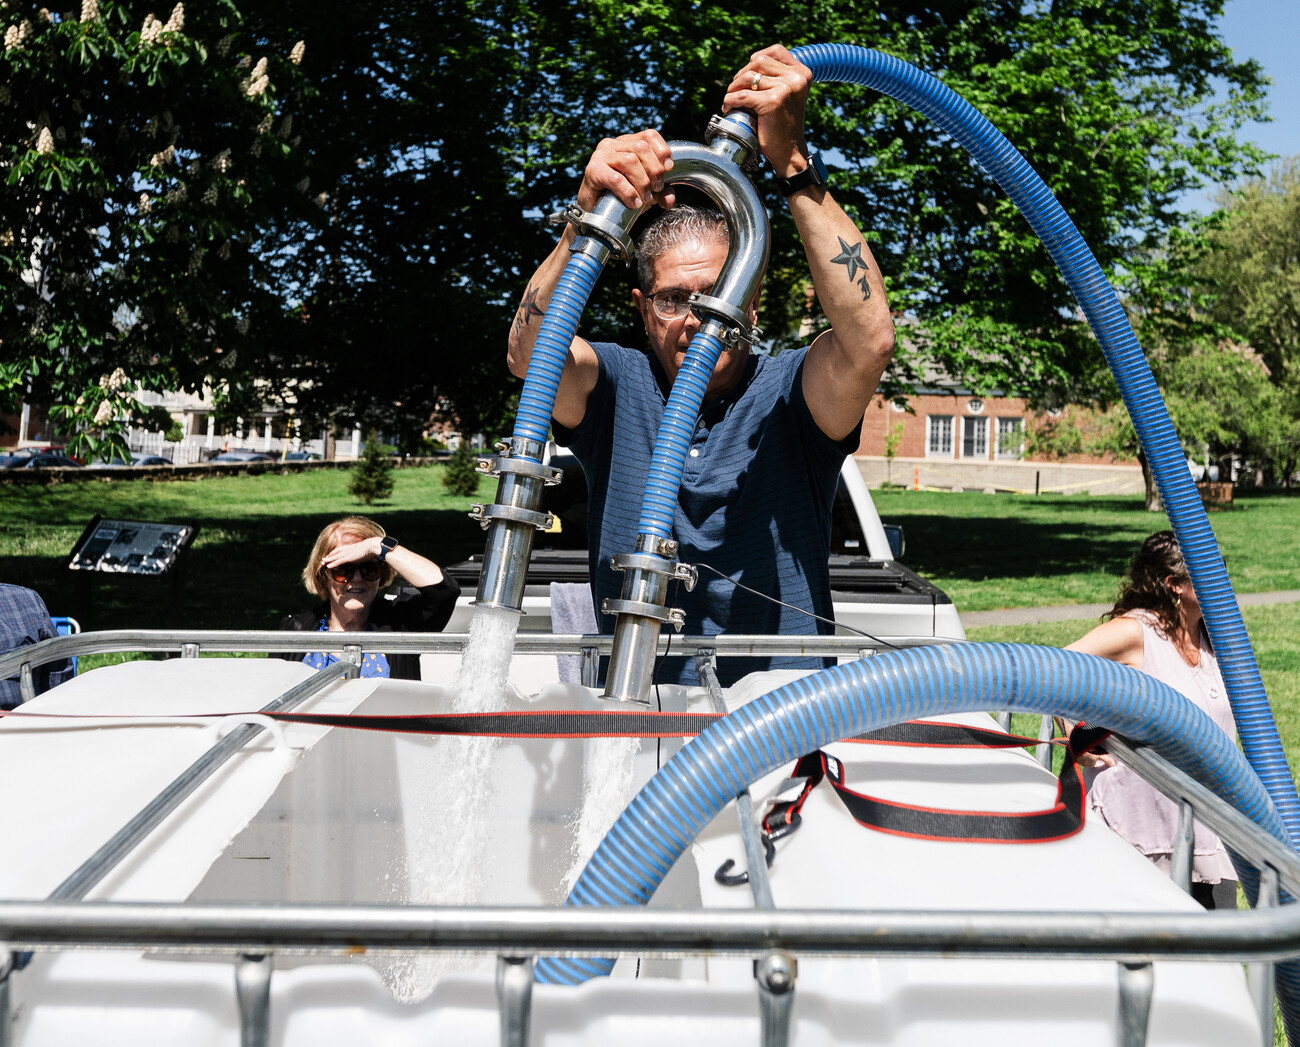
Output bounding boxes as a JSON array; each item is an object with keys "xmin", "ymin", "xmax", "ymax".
[{"xmin": 690, "ymin": 560, "xmax": 900, "ymax": 650}]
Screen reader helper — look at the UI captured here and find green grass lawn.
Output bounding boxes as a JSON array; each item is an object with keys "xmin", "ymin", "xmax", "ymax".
[
  {"xmin": 0, "ymin": 464, "xmax": 494, "ymax": 632},
  {"xmin": 872, "ymin": 487, "xmax": 1300, "ymax": 611}
]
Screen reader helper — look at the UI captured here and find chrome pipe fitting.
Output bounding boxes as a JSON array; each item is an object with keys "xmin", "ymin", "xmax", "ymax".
[
  {"xmin": 602, "ymin": 111, "xmax": 770, "ymax": 703},
  {"xmin": 470, "ymin": 437, "xmax": 562, "ymax": 612}
]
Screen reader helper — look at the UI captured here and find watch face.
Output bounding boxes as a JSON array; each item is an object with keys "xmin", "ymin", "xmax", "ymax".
[{"xmin": 381, "ymin": 536, "xmax": 398, "ymax": 549}]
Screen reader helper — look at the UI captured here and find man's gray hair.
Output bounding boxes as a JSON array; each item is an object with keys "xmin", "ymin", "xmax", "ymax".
[{"xmin": 635, "ymin": 205, "xmax": 729, "ymax": 291}]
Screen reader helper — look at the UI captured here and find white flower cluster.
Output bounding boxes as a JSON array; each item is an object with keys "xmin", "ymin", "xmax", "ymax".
[
  {"xmin": 165, "ymin": 225, "xmax": 180, "ymax": 242},
  {"xmin": 187, "ymin": 158, "xmax": 200, "ymax": 175},
  {"xmin": 246, "ymin": 55, "xmax": 269, "ymax": 97},
  {"xmin": 313, "ymin": 191, "xmax": 327, "ymax": 207},
  {"xmin": 289, "ymin": 40, "xmax": 304, "ymax": 65},
  {"xmin": 36, "ymin": 9, "xmax": 50, "ymax": 23},
  {"xmin": 139, "ymin": 13, "xmax": 162, "ymax": 46},
  {"xmin": 80, "ymin": 0, "xmax": 99, "ymax": 23},
  {"xmin": 138, "ymin": 192, "xmax": 151, "ymax": 213},
  {"xmin": 201, "ymin": 184, "xmax": 217, "ymax": 205},
  {"xmin": 278, "ymin": 114, "xmax": 292, "ymax": 138},
  {"xmin": 145, "ymin": 115, "xmax": 159, "ymax": 136},
  {"xmin": 0, "ymin": 229, "xmax": 13, "ymax": 248},
  {"xmin": 213, "ymin": 148, "xmax": 232, "ymax": 172},
  {"xmin": 216, "ymin": 34, "xmax": 233, "ymax": 57},
  {"xmin": 149, "ymin": 144, "xmax": 175, "ymax": 168},
  {"xmin": 4, "ymin": 20, "xmax": 31, "ymax": 50},
  {"xmin": 248, "ymin": 138, "xmax": 262, "ymax": 158},
  {"xmin": 236, "ymin": 315, "xmax": 249, "ymax": 335},
  {"xmin": 99, "ymin": 367, "xmax": 128, "ymax": 391},
  {"xmin": 35, "ymin": 127, "xmax": 53, "ymax": 155},
  {"xmin": 217, "ymin": 241, "xmax": 231, "ymax": 261},
  {"xmin": 256, "ymin": 113, "xmax": 273, "ymax": 134},
  {"xmin": 93, "ymin": 401, "xmax": 114, "ymax": 426},
  {"xmin": 187, "ymin": 247, "xmax": 203, "ymax": 274},
  {"xmin": 164, "ymin": 183, "xmax": 187, "ymax": 203},
  {"xmin": 162, "ymin": 3, "xmax": 183, "ymax": 33}
]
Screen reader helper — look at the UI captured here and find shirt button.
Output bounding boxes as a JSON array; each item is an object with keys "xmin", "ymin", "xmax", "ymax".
[{"xmin": 689, "ymin": 448, "xmax": 700, "ymax": 458}]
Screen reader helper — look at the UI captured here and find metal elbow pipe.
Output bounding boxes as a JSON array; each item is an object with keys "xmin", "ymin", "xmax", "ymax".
[{"xmin": 603, "ymin": 113, "xmax": 771, "ymax": 704}]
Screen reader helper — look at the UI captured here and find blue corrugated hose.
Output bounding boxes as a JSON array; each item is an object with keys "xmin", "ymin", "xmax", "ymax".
[
  {"xmin": 537, "ymin": 644, "xmax": 1283, "ymax": 986},
  {"xmin": 636, "ymin": 330, "xmax": 727, "ymax": 538},
  {"xmin": 785, "ymin": 43, "xmax": 1299, "ymax": 851},
  {"xmin": 511, "ymin": 250, "xmax": 604, "ymax": 447}
]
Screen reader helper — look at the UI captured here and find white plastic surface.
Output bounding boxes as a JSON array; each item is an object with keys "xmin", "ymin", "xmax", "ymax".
[{"xmin": 2, "ymin": 661, "xmax": 1260, "ymax": 1045}]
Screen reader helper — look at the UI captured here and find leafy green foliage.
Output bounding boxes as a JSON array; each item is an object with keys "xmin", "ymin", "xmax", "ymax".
[
  {"xmin": 441, "ymin": 440, "xmax": 481, "ymax": 497},
  {"xmin": 347, "ymin": 429, "xmax": 394, "ymax": 504},
  {"xmin": 2, "ymin": 0, "xmax": 1269, "ymax": 437}
]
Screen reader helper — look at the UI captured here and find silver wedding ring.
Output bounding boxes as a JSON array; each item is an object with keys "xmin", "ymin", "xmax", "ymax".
[{"xmin": 750, "ymin": 73, "xmax": 762, "ymax": 91}]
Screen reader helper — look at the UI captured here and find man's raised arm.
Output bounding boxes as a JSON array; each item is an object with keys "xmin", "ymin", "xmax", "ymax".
[
  {"xmin": 723, "ymin": 45, "xmax": 896, "ymax": 443},
  {"xmin": 506, "ymin": 132, "xmax": 678, "ymax": 431}
]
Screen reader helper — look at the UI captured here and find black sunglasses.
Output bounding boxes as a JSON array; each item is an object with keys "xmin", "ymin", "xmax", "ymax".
[{"xmin": 327, "ymin": 561, "xmax": 381, "ymax": 584}]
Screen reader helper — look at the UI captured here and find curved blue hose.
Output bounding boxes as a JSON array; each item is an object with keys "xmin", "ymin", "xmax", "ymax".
[
  {"xmin": 512, "ymin": 250, "xmax": 605, "ymax": 447},
  {"xmin": 786, "ymin": 43, "xmax": 1300, "ymax": 850},
  {"xmin": 537, "ymin": 643, "xmax": 1283, "ymax": 986},
  {"xmin": 637, "ymin": 330, "xmax": 727, "ymax": 538}
]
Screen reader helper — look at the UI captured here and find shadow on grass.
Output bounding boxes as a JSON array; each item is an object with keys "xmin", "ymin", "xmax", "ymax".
[{"xmin": 3, "ymin": 506, "xmax": 487, "ymax": 632}]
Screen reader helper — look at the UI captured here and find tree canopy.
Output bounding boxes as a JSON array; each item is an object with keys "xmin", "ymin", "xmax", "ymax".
[{"xmin": 1, "ymin": 0, "xmax": 1272, "ymax": 450}]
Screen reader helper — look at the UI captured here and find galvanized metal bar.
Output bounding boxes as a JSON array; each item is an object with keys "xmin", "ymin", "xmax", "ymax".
[
  {"xmin": 1103, "ymin": 737, "xmax": 1300, "ymax": 898},
  {"xmin": 181, "ymin": 642, "xmax": 200, "ymax": 659},
  {"xmin": 18, "ymin": 660, "xmax": 35, "ymax": 704},
  {"xmin": 580, "ymin": 645, "xmax": 599, "ymax": 688},
  {"xmin": 1251, "ymin": 864, "xmax": 1279, "ymax": 1047},
  {"xmin": 1035, "ymin": 713, "xmax": 1054, "ymax": 770},
  {"xmin": 698, "ymin": 651, "xmax": 774, "ymax": 910},
  {"xmin": 0, "ymin": 631, "xmax": 961, "ymax": 681},
  {"xmin": 0, "ymin": 950, "xmax": 12, "ymax": 1047},
  {"xmin": 6, "ymin": 899, "xmax": 1300, "ymax": 962},
  {"xmin": 48, "ymin": 659, "xmax": 356, "ymax": 902},
  {"xmin": 996, "ymin": 711, "xmax": 1012, "ymax": 732},
  {"xmin": 496, "ymin": 955, "xmax": 534, "ymax": 1047},
  {"xmin": 1117, "ymin": 961, "xmax": 1154, "ymax": 1047},
  {"xmin": 755, "ymin": 951, "xmax": 796, "ymax": 1047},
  {"xmin": 1171, "ymin": 800, "xmax": 1194, "ymax": 894},
  {"xmin": 235, "ymin": 952, "xmax": 272, "ymax": 1047}
]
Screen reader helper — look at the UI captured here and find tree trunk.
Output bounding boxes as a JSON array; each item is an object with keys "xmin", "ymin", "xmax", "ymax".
[{"xmin": 1138, "ymin": 451, "xmax": 1163, "ymax": 512}]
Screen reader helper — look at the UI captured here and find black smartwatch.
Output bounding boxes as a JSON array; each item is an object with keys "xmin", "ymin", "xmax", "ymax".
[
  {"xmin": 775, "ymin": 152, "xmax": 829, "ymax": 198},
  {"xmin": 378, "ymin": 535, "xmax": 398, "ymax": 563}
]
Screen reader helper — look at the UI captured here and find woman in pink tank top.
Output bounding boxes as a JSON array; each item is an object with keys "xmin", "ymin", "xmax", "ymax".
[{"xmin": 1066, "ymin": 531, "xmax": 1237, "ymax": 910}]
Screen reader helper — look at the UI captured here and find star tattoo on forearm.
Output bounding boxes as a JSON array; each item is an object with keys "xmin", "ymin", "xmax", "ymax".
[
  {"xmin": 830, "ymin": 237, "xmax": 872, "ymax": 299},
  {"xmin": 513, "ymin": 286, "xmax": 546, "ymax": 333}
]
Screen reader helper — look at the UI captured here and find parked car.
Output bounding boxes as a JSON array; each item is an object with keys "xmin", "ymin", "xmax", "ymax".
[
  {"xmin": 281, "ymin": 451, "xmax": 322, "ymax": 462},
  {"xmin": 211, "ymin": 450, "xmax": 273, "ymax": 463},
  {"xmin": 101, "ymin": 454, "xmax": 174, "ymax": 467},
  {"xmin": 8, "ymin": 445, "xmax": 66, "ymax": 458},
  {"xmin": 22, "ymin": 454, "xmax": 82, "ymax": 469},
  {"xmin": 0, "ymin": 455, "xmax": 26, "ymax": 469}
]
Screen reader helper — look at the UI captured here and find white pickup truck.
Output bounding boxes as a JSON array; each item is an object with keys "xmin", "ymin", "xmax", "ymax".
[{"xmin": 444, "ymin": 452, "xmax": 965, "ymax": 642}]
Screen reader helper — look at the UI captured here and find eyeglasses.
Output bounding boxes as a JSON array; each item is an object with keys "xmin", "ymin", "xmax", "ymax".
[
  {"xmin": 327, "ymin": 561, "xmax": 381, "ymax": 584},
  {"xmin": 648, "ymin": 288, "xmax": 701, "ymax": 322}
]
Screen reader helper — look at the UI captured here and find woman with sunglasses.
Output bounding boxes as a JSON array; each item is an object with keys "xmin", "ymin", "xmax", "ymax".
[{"xmin": 275, "ymin": 516, "xmax": 459, "ymax": 679}]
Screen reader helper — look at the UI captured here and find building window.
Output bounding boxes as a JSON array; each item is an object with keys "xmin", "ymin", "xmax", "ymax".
[
  {"xmin": 926, "ymin": 415, "xmax": 954, "ymax": 456},
  {"xmin": 961, "ymin": 416, "xmax": 989, "ymax": 458},
  {"xmin": 996, "ymin": 417, "xmax": 1025, "ymax": 459},
  {"xmin": 966, "ymin": 398, "xmax": 985, "ymax": 415}
]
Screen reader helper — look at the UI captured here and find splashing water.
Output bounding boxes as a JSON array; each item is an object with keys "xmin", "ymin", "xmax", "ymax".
[
  {"xmin": 564, "ymin": 735, "xmax": 641, "ymax": 892},
  {"xmin": 376, "ymin": 604, "xmax": 521, "ymax": 1002}
]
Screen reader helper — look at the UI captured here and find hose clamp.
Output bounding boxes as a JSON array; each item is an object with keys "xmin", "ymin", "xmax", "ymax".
[
  {"xmin": 477, "ymin": 455, "xmax": 563, "ymax": 486},
  {"xmin": 493, "ymin": 436, "xmax": 548, "ymax": 461},
  {"xmin": 468, "ymin": 502, "xmax": 554, "ymax": 531},
  {"xmin": 705, "ymin": 113, "xmax": 761, "ymax": 173},
  {"xmin": 601, "ymin": 597, "xmax": 687, "ymax": 630},
  {"xmin": 691, "ymin": 292, "xmax": 762, "ymax": 348},
  {"xmin": 609, "ymin": 552, "xmax": 698, "ymax": 591},
  {"xmin": 549, "ymin": 203, "xmax": 635, "ymax": 265}
]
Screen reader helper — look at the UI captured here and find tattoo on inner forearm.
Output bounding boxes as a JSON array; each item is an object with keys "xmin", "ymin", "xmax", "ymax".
[{"xmin": 513, "ymin": 286, "xmax": 546, "ymax": 333}]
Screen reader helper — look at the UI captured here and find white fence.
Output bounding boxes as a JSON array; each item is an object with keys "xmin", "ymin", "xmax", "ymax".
[{"xmin": 125, "ymin": 429, "xmax": 337, "ymax": 463}]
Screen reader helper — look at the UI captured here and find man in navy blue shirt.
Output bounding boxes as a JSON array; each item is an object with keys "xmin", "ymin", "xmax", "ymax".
[{"xmin": 507, "ymin": 45, "xmax": 896, "ymax": 685}]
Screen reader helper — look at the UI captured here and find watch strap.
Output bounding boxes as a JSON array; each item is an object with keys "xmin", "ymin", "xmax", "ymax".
[{"xmin": 775, "ymin": 152, "xmax": 828, "ymax": 198}]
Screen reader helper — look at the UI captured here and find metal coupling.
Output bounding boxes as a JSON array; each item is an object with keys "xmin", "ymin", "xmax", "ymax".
[
  {"xmin": 601, "ymin": 597, "xmax": 686, "ymax": 631},
  {"xmin": 468, "ymin": 502, "xmax": 554, "ymax": 532},
  {"xmin": 549, "ymin": 202, "xmax": 635, "ymax": 265},
  {"xmin": 690, "ymin": 292, "xmax": 762, "ymax": 348},
  {"xmin": 609, "ymin": 552, "xmax": 698, "ymax": 591},
  {"xmin": 476, "ymin": 455, "xmax": 563, "ymax": 485},
  {"xmin": 705, "ymin": 112, "xmax": 761, "ymax": 172}
]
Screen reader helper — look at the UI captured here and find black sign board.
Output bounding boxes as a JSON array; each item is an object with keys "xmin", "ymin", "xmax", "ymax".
[{"xmin": 68, "ymin": 516, "xmax": 198, "ymax": 576}]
